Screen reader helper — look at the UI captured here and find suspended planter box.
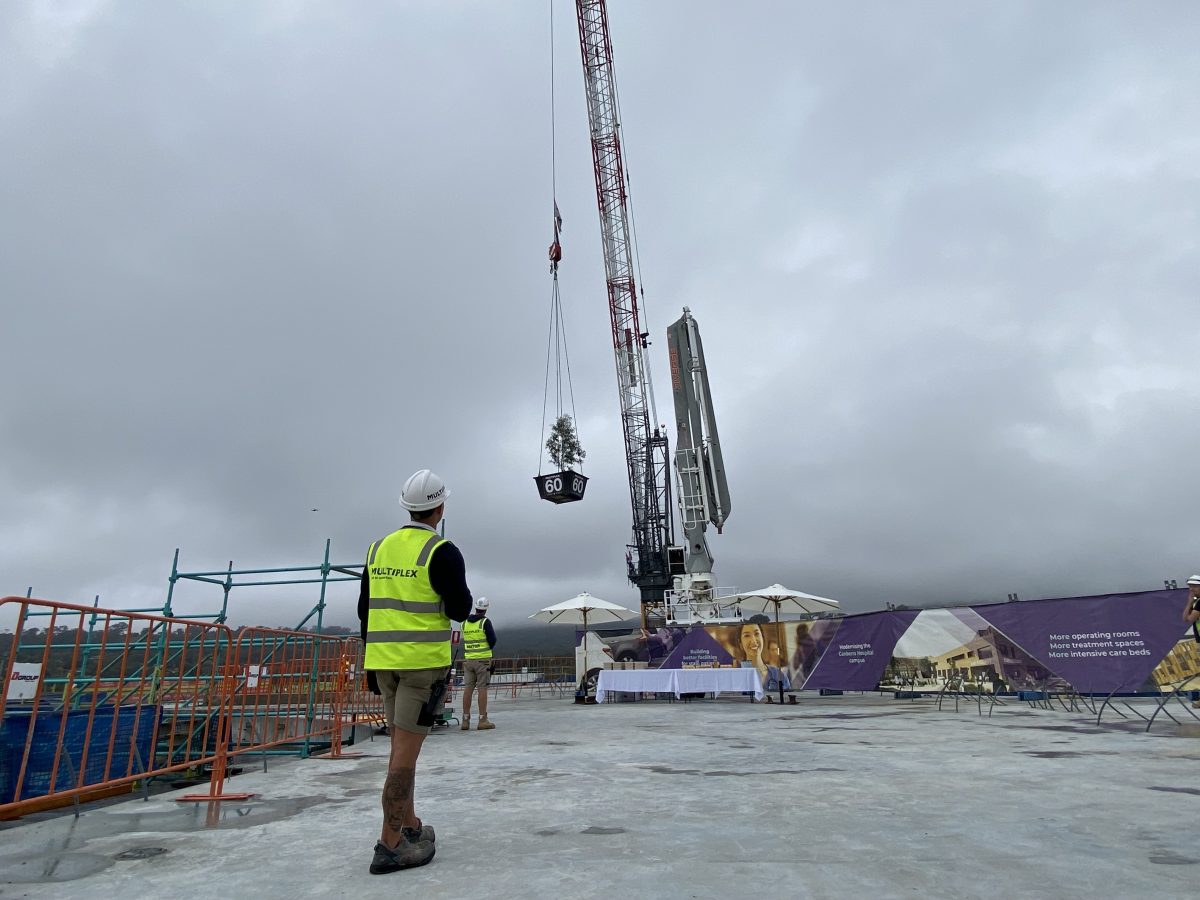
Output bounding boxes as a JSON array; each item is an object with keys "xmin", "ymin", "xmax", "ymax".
[
  {"xmin": 538, "ymin": 414, "xmax": 587, "ymax": 504},
  {"xmin": 535, "ymin": 470, "xmax": 588, "ymax": 504}
]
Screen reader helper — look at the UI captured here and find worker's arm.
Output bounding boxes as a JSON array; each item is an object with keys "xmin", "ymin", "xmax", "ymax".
[
  {"xmin": 1186, "ymin": 593, "xmax": 1200, "ymax": 624},
  {"xmin": 358, "ymin": 570, "xmax": 370, "ymax": 643},
  {"xmin": 356, "ymin": 572, "xmax": 380, "ymax": 693},
  {"xmin": 484, "ymin": 618, "xmax": 497, "ymax": 650},
  {"xmin": 429, "ymin": 542, "xmax": 473, "ymax": 622}
]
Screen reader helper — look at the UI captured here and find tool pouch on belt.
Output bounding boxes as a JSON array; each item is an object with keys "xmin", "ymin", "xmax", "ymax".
[{"xmin": 417, "ymin": 678, "xmax": 448, "ymax": 727}]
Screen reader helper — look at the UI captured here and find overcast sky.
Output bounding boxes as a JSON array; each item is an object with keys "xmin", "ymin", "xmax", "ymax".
[{"xmin": 3, "ymin": 1, "xmax": 1198, "ymax": 631}]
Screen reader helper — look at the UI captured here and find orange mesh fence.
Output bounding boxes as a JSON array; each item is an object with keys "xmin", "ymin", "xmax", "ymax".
[
  {"xmin": 0, "ymin": 596, "xmax": 237, "ymax": 817},
  {"xmin": 1, "ymin": 598, "xmax": 390, "ymax": 816},
  {"xmin": 472, "ymin": 656, "xmax": 576, "ymax": 699},
  {"xmin": 222, "ymin": 627, "xmax": 342, "ymax": 754},
  {"xmin": 338, "ymin": 638, "xmax": 387, "ymax": 728}
]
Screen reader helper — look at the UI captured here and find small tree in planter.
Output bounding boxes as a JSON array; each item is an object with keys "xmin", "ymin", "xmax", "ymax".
[
  {"xmin": 546, "ymin": 415, "xmax": 586, "ymax": 471},
  {"xmin": 537, "ymin": 415, "xmax": 588, "ymax": 504}
]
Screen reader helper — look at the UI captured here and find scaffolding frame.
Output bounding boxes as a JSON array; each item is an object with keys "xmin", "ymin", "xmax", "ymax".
[{"xmin": 164, "ymin": 539, "xmax": 363, "ymax": 632}]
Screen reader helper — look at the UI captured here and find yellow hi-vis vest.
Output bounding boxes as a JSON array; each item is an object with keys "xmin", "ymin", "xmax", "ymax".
[
  {"xmin": 463, "ymin": 618, "xmax": 492, "ymax": 660},
  {"xmin": 364, "ymin": 525, "xmax": 451, "ymax": 670}
]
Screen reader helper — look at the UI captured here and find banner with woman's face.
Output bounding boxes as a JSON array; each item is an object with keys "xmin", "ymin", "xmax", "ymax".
[{"xmin": 629, "ymin": 588, "xmax": 1194, "ymax": 694}]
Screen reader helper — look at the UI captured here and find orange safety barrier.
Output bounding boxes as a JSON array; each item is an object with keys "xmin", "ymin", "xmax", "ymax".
[
  {"xmin": 179, "ymin": 627, "xmax": 386, "ymax": 798},
  {"xmin": 1, "ymin": 597, "xmax": 389, "ymax": 818},
  {"xmin": 481, "ymin": 656, "xmax": 576, "ymax": 699},
  {"xmin": 0, "ymin": 596, "xmax": 251, "ymax": 818},
  {"xmin": 336, "ymin": 638, "xmax": 387, "ymax": 730}
]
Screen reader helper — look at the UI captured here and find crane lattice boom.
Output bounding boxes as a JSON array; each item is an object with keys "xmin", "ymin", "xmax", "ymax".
[{"xmin": 575, "ymin": 0, "xmax": 674, "ymax": 605}]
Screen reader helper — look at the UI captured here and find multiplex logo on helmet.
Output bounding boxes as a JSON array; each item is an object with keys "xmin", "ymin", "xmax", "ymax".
[{"xmin": 400, "ymin": 469, "xmax": 451, "ymax": 512}]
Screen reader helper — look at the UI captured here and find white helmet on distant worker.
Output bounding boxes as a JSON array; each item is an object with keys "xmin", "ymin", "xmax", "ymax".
[
  {"xmin": 399, "ymin": 469, "xmax": 450, "ymax": 512},
  {"xmin": 476, "ymin": 596, "xmax": 490, "ymax": 610},
  {"xmin": 1188, "ymin": 575, "xmax": 1200, "ymax": 587}
]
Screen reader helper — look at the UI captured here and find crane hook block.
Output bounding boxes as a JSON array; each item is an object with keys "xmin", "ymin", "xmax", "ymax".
[{"xmin": 535, "ymin": 470, "xmax": 588, "ymax": 504}]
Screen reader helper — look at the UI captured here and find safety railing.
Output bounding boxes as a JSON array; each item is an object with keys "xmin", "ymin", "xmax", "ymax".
[
  {"xmin": 480, "ymin": 656, "xmax": 576, "ymax": 699},
  {"xmin": 338, "ymin": 638, "xmax": 388, "ymax": 732},
  {"xmin": 1, "ymin": 596, "xmax": 386, "ymax": 818},
  {"xmin": 0, "ymin": 596, "xmax": 239, "ymax": 818}
]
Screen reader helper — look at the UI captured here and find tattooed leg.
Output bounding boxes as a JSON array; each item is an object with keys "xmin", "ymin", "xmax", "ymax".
[{"xmin": 380, "ymin": 727, "xmax": 426, "ymax": 846}]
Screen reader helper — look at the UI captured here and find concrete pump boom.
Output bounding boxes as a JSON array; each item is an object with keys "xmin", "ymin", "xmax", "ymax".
[{"xmin": 667, "ymin": 306, "xmax": 732, "ymax": 584}]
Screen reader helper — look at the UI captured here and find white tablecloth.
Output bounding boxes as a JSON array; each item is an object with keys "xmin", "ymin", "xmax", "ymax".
[
  {"xmin": 595, "ymin": 668, "xmax": 763, "ymax": 703},
  {"xmin": 594, "ymin": 668, "xmax": 676, "ymax": 703}
]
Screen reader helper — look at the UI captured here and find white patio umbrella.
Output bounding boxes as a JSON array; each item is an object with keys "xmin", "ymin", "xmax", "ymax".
[
  {"xmin": 530, "ymin": 592, "xmax": 637, "ymax": 697},
  {"xmin": 733, "ymin": 584, "xmax": 841, "ymax": 703}
]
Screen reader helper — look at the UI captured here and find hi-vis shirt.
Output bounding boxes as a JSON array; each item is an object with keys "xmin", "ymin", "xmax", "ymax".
[
  {"xmin": 463, "ymin": 617, "xmax": 494, "ymax": 660},
  {"xmin": 360, "ymin": 524, "xmax": 473, "ymax": 670}
]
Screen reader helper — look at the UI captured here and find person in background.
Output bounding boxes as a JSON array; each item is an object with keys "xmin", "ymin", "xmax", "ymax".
[
  {"xmin": 1182, "ymin": 575, "xmax": 1200, "ymax": 628},
  {"xmin": 461, "ymin": 596, "xmax": 498, "ymax": 731},
  {"xmin": 1184, "ymin": 576, "xmax": 1200, "ymax": 709},
  {"xmin": 358, "ymin": 469, "xmax": 473, "ymax": 875}
]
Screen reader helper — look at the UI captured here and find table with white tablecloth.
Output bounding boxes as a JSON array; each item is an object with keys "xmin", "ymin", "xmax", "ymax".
[{"xmin": 594, "ymin": 668, "xmax": 764, "ymax": 703}]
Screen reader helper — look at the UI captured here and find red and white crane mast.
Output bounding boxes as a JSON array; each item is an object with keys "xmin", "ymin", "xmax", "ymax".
[{"xmin": 574, "ymin": 0, "xmax": 675, "ymax": 608}]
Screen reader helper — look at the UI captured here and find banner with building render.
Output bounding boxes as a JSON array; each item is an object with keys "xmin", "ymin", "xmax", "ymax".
[{"xmin": 604, "ymin": 588, "xmax": 1192, "ymax": 695}]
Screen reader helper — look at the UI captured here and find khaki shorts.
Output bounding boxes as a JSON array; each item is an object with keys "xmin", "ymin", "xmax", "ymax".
[
  {"xmin": 375, "ymin": 667, "xmax": 451, "ymax": 736},
  {"xmin": 463, "ymin": 658, "xmax": 492, "ymax": 691}
]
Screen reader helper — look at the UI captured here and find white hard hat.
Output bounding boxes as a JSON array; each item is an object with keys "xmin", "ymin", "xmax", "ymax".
[
  {"xmin": 1188, "ymin": 575, "xmax": 1200, "ymax": 586},
  {"xmin": 399, "ymin": 469, "xmax": 450, "ymax": 512},
  {"xmin": 476, "ymin": 596, "xmax": 490, "ymax": 610}
]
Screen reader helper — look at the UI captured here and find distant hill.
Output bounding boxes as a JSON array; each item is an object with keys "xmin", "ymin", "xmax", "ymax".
[
  {"xmin": 490, "ymin": 624, "xmax": 577, "ymax": 657},
  {"xmin": 297, "ymin": 620, "xmax": 639, "ymax": 658}
]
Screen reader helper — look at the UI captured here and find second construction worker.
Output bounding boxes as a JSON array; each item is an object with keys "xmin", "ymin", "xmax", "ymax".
[{"xmin": 461, "ymin": 597, "xmax": 498, "ymax": 730}]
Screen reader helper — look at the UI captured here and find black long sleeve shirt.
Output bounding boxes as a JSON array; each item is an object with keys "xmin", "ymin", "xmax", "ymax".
[{"xmin": 357, "ymin": 530, "xmax": 474, "ymax": 642}]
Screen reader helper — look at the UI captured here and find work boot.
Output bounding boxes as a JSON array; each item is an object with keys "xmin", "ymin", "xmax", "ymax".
[
  {"xmin": 403, "ymin": 824, "xmax": 436, "ymax": 844},
  {"xmin": 369, "ymin": 835, "xmax": 435, "ymax": 875},
  {"xmin": 476, "ymin": 717, "xmax": 496, "ymax": 730},
  {"xmin": 461, "ymin": 715, "xmax": 471, "ymax": 731}
]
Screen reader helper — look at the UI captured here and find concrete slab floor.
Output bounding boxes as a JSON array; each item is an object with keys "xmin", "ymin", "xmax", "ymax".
[{"xmin": 1, "ymin": 694, "xmax": 1197, "ymax": 899}]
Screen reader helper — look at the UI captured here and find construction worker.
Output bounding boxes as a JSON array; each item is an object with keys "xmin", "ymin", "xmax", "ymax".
[
  {"xmin": 1183, "ymin": 575, "xmax": 1200, "ymax": 627},
  {"xmin": 358, "ymin": 469, "xmax": 473, "ymax": 875},
  {"xmin": 461, "ymin": 596, "xmax": 498, "ymax": 731}
]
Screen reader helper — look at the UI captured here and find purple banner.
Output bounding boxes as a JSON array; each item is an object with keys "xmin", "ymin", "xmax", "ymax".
[
  {"xmin": 802, "ymin": 610, "xmax": 920, "ymax": 691},
  {"xmin": 970, "ymin": 589, "xmax": 1187, "ymax": 693},
  {"xmin": 660, "ymin": 627, "xmax": 734, "ymax": 669}
]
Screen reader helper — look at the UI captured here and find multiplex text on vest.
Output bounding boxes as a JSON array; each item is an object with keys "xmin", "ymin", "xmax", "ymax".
[{"xmin": 370, "ymin": 566, "xmax": 419, "ymax": 578}]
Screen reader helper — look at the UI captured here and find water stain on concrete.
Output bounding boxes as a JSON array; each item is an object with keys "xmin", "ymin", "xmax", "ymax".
[
  {"xmin": 1019, "ymin": 724, "xmax": 1108, "ymax": 735},
  {"xmin": 0, "ymin": 852, "xmax": 114, "ymax": 884},
  {"xmin": 53, "ymin": 794, "xmax": 348, "ymax": 843},
  {"xmin": 113, "ymin": 847, "xmax": 170, "ymax": 860},
  {"xmin": 639, "ymin": 765, "xmax": 702, "ymax": 775},
  {"xmin": 581, "ymin": 826, "xmax": 625, "ymax": 835},
  {"xmin": 637, "ymin": 765, "xmax": 844, "ymax": 777},
  {"xmin": 535, "ymin": 828, "xmax": 562, "ymax": 836},
  {"xmin": 316, "ymin": 768, "xmax": 373, "ymax": 780},
  {"xmin": 506, "ymin": 768, "xmax": 567, "ymax": 787},
  {"xmin": 1148, "ymin": 854, "xmax": 1197, "ymax": 865},
  {"xmin": 1148, "ymin": 786, "xmax": 1200, "ymax": 796},
  {"xmin": 782, "ymin": 712, "xmax": 911, "ymax": 721},
  {"xmin": 1021, "ymin": 750, "xmax": 1117, "ymax": 759},
  {"xmin": 1022, "ymin": 751, "xmax": 1086, "ymax": 758}
]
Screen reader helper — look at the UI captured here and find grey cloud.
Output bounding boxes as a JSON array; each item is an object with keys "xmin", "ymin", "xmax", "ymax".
[{"xmin": 3, "ymin": 1, "xmax": 1198, "ymax": 631}]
